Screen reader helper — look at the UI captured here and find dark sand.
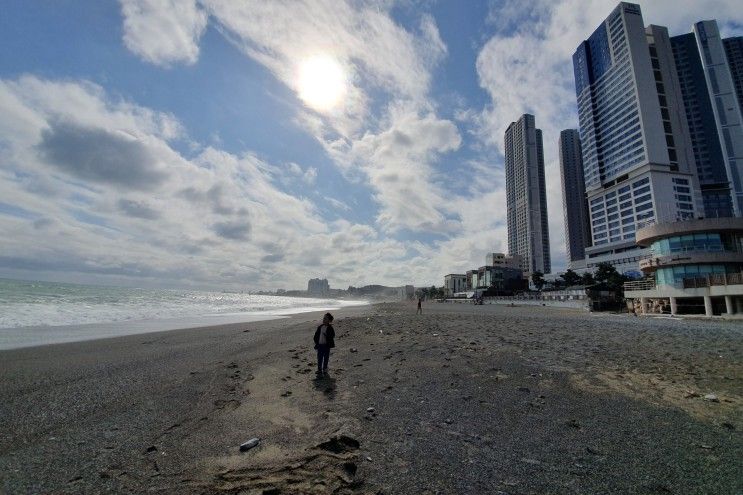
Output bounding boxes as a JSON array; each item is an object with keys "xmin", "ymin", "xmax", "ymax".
[{"xmin": 1, "ymin": 302, "xmax": 741, "ymax": 494}]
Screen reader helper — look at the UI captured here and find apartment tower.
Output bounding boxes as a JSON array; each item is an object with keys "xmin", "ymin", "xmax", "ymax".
[
  {"xmin": 671, "ymin": 31, "xmax": 736, "ymax": 217},
  {"xmin": 558, "ymin": 129, "xmax": 592, "ymax": 266},
  {"xmin": 505, "ymin": 114, "xmax": 551, "ymax": 276}
]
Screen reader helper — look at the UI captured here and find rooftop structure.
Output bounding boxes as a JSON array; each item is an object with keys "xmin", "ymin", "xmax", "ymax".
[{"xmin": 485, "ymin": 252, "xmax": 522, "ymax": 270}]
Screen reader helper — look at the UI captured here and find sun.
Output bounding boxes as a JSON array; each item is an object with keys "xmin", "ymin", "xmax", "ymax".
[{"xmin": 297, "ymin": 55, "xmax": 346, "ymax": 111}]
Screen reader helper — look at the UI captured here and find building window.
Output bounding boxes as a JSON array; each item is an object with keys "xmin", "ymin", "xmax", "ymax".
[
  {"xmin": 633, "ymin": 185, "xmax": 650, "ymax": 196},
  {"xmin": 632, "ymin": 177, "xmax": 649, "ymax": 188}
]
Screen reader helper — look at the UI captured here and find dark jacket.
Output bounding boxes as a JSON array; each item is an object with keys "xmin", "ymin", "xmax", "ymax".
[{"xmin": 313, "ymin": 324, "xmax": 335, "ymax": 348}]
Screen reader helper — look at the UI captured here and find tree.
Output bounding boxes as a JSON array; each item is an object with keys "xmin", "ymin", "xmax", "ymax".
[
  {"xmin": 560, "ymin": 269, "xmax": 581, "ymax": 287},
  {"xmin": 581, "ymin": 272, "xmax": 595, "ymax": 286},
  {"xmin": 594, "ymin": 262, "xmax": 629, "ymax": 293},
  {"xmin": 531, "ymin": 271, "xmax": 545, "ymax": 291}
]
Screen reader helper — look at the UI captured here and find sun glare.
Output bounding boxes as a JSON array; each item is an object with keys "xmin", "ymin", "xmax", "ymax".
[{"xmin": 297, "ymin": 55, "xmax": 346, "ymax": 111}]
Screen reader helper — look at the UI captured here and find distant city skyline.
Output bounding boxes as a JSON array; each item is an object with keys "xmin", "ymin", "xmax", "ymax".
[{"xmin": 1, "ymin": 2, "xmax": 743, "ymax": 290}]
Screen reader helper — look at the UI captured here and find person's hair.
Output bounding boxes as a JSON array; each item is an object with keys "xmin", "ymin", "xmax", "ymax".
[{"xmin": 324, "ymin": 312, "xmax": 334, "ymax": 322}]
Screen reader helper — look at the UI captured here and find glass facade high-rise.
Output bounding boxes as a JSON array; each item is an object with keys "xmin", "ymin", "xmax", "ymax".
[
  {"xmin": 558, "ymin": 129, "xmax": 591, "ymax": 265},
  {"xmin": 671, "ymin": 32, "xmax": 735, "ymax": 217},
  {"xmin": 572, "ymin": 3, "xmax": 702, "ymax": 269},
  {"xmin": 693, "ymin": 21, "xmax": 743, "ymax": 216},
  {"xmin": 723, "ymin": 37, "xmax": 743, "ymax": 117},
  {"xmin": 505, "ymin": 114, "xmax": 551, "ymax": 276}
]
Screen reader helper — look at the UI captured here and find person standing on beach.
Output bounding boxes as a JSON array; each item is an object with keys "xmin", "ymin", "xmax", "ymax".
[
  {"xmin": 313, "ymin": 312, "xmax": 335, "ymax": 376},
  {"xmin": 417, "ymin": 297, "xmax": 422, "ymax": 315}
]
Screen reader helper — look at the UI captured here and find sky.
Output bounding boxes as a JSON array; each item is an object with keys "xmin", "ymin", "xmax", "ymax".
[{"xmin": 1, "ymin": 1, "xmax": 743, "ymax": 291}]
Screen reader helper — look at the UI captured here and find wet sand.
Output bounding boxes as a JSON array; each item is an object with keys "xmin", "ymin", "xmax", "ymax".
[{"xmin": 1, "ymin": 302, "xmax": 741, "ymax": 494}]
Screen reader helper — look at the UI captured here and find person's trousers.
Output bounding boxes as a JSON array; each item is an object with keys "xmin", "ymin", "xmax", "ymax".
[{"xmin": 316, "ymin": 344, "xmax": 330, "ymax": 371}]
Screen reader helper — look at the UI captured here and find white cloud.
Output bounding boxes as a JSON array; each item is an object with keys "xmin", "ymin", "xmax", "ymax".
[
  {"xmin": 303, "ymin": 167, "xmax": 318, "ymax": 185},
  {"xmin": 120, "ymin": 0, "xmax": 208, "ymax": 67},
  {"xmin": 344, "ymin": 108, "xmax": 462, "ymax": 233},
  {"xmin": 0, "ymin": 76, "xmax": 450, "ymax": 289}
]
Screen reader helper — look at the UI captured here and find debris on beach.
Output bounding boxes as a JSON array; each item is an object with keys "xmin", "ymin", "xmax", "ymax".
[
  {"xmin": 703, "ymin": 394, "xmax": 720, "ymax": 402},
  {"xmin": 350, "ymin": 347, "xmax": 358, "ymax": 353},
  {"xmin": 239, "ymin": 438, "xmax": 260, "ymax": 452}
]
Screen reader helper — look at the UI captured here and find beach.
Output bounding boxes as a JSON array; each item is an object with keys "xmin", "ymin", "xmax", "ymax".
[{"xmin": 1, "ymin": 302, "xmax": 741, "ymax": 494}]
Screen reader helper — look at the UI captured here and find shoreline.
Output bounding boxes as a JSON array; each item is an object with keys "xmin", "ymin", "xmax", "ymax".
[
  {"xmin": 0, "ymin": 300, "xmax": 370, "ymax": 351},
  {"xmin": 1, "ymin": 301, "xmax": 741, "ymax": 494}
]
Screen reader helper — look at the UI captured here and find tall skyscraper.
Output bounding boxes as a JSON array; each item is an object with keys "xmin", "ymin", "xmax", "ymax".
[
  {"xmin": 558, "ymin": 129, "xmax": 591, "ymax": 265},
  {"xmin": 724, "ymin": 37, "xmax": 743, "ymax": 115},
  {"xmin": 572, "ymin": 2, "xmax": 702, "ymax": 272},
  {"xmin": 505, "ymin": 114, "xmax": 551, "ymax": 276},
  {"xmin": 693, "ymin": 21, "xmax": 743, "ymax": 215},
  {"xmin": 671, "ymin": 32, "xmax": 734, "ymax": 217}
]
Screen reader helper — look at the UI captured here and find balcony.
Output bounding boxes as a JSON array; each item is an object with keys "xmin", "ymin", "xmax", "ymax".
[
  {"xmin": 638, "ymin": 249, "xmax": 743, "ymax": 272},
  {"xmin": 624, "ymin": 279, "xmax": 656, "ymax": 291}
]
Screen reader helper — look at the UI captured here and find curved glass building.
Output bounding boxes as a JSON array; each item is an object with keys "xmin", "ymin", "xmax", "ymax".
[{"xmin": 625, "ymin": 217, "xmax": 743, "ymax": 316}]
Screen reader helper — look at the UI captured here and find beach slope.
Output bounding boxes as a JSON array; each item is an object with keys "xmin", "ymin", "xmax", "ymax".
[{"xmin": 1, "ymin": 303, "xmax": 741, "ymax": 494}]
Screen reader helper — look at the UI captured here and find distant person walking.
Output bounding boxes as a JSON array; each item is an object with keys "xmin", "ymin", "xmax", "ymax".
[
  {"xmin": 313, "ymin": 312, "xmax": 335, "ymax": 376},
  {"xmin": 417, "ymin": 297, "xmax": 423, "ymax": 315}
]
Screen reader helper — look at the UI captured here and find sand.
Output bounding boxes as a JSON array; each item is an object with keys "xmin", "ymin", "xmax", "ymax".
[{"xmin": 1, "ymin": 302, "xmax": 741, "ymax": 494}]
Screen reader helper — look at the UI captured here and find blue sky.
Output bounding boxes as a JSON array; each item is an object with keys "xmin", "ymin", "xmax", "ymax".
[{"xmin": 1, "ymin": 0, "xmax": 742, "ymax": 290}]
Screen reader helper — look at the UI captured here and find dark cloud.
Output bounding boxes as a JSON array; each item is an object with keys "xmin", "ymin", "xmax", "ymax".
[
  {"xmin": 176, "ymin": 186, "xmax": 203, "ymax": 202},
  {"xmin": 377, "ymin": 173, "xmax": 400, "ymax": 183},
  {"xmin": 117, "ymin": 198, "xmax": 161, "ymax": 220},
  {"xmin": 177, "ymin": 184, "xmax": 243, "ymax": 215},
  {"xmin": 0, "ymin": 255, "xmax": 173, "ymax": 279},
  {"xmin": 392, "ymin": 130, "xmax": 413, "ymax": 147},
  {"xmin": 213, "ymin": 220, "xmax": 251, "ymax": 240},
  {"xmin": 32, "ymin": 218, "xmax": 54, "ymax": 229},
  {"xmin": 261, "ymin": 253, "xmax": 284, "ymax": 263},
  {"xmin": 36, "ymin": 120, "xmax": 168, "ymax": 190}
]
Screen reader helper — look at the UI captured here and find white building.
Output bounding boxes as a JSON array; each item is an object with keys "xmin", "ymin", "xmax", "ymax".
[{"xmin": 443, "ymin": 274, "xmax": 467, "ymax": 296}]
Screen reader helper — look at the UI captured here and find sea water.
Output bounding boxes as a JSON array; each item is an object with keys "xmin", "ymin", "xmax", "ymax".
[{"xmin": 0, "ymin": 278, "xmax": 367, "ymax": 349}]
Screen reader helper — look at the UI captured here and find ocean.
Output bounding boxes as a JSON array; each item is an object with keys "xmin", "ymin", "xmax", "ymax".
[{"xmin": 0, "ymin": 278, "xmax": 367, "ymax": 350}]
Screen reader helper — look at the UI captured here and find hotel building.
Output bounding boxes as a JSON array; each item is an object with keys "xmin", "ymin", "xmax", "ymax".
[{"xmin": 572, "ymin": 2, "xmax": 703, "ymax": 274}]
